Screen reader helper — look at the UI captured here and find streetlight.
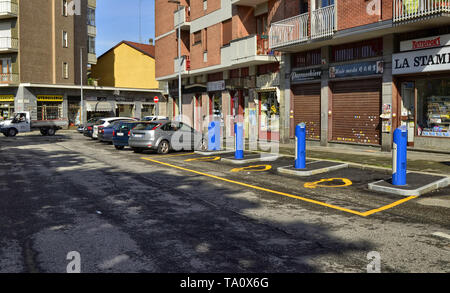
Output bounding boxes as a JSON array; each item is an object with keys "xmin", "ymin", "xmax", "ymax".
[
  {"xmin": 80, "ymin": 46, "xmax": 84, "ymax": 126},
  {"xmin": 168, "ymin": 0, "xmax": 183, "ymax": 121}
]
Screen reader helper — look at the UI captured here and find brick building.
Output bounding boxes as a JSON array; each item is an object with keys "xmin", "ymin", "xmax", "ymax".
[{"xmin": 156, "ymin": 0, "xmax": 450, "ymax": 152}]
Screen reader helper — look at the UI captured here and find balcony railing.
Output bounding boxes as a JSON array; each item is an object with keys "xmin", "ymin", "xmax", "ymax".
[
  {"xmin": 174, "ymin": 6, "xmax": 190, "ymax": 30},
  {"xmin": 0, "ymin": 37, "xmax": 18, "ymax": 50},
  {"xmin": 0, "ymin": 73, "xmax": 18, "ymax": 84},
  {"xmin": 269, "ymin": 13, "xmax": 309, "ymax": 49},
  {"xmin": 0, "ymin": 1, "xmax": 18, "ymax": 17},
  {"xmin": 393, "ymin": 0, "xmax": 450, "ymax": 22},
  {"xmin": 311, "ymin": 5, "xmax": 336, "ymax": 39},
  {"xmin": 174, "ymin": 55, "xmax": 190, "ymax": 74}
]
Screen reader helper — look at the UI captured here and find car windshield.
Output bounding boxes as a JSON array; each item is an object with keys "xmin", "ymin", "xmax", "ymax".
[{"xmin": 133, "ymin": 122, "xmax": 159, "ymax": 131}]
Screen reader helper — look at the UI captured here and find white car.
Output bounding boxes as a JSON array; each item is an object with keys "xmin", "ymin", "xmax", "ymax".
[
  {"xmin": 92, "ymin": 117, "xmax": 137, "ymax": 139},
  {"xmin": 143, "ymin": 116, "xmax": 168, "ymax": 121}
]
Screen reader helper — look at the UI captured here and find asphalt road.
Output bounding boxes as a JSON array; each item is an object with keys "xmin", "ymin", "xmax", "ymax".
[{"xmin": 0, "ymin": 131, "xmax": 449, "ymax": 273}]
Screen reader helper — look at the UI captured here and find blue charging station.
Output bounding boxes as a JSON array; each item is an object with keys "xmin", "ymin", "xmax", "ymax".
[
  {"xmin": 208, "ymin": 121, "xmax": 221, "ymax": 151},
  {"xmin": 235, "ymin": 122, "xmax": 244, "ymax": 160},
  {"xmin": 392, "ymin": 126, "xmax": 407, "ymax": 186},
  {"xmin": 295, "ymin": 123, "xmax": 306, "ymax": 169}
]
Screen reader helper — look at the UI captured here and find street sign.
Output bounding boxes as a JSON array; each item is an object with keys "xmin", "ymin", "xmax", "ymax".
[{"xmin": 154, "ymin": 96, "xmax": 159, "ymax": 103}]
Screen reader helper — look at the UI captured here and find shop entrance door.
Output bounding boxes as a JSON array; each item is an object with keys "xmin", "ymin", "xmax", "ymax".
[
  {"xmin": 231, "ymin": 90, "xmax": 244, "ymax": 135},
  {"xmin": 400, "ymin": 81, "xmax": 415, "ymax": 146},
  {"xmin": 258, "ymin": 91, "xmax": 280, "ymax": 141}
]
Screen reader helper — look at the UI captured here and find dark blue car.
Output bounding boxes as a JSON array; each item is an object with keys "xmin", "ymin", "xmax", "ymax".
[
  {"xmin": 112, "ymin": 121, "xmax": 145, "ymax": 150},
  {"xmin": 99, "ymin": 120, "xmax": 131, "ymax": 143}
]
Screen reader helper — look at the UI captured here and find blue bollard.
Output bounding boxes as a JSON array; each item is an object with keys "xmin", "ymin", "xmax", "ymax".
[
  {"xmin": 295, "ymin": 123, "xmax": 306, "ymax": 169},
  {"xmin": 392, "ymin": 126, "xmax": 407, "ymax": 186},
  {"xmin": 208, "ymin": 121, "xmax": 221, "ymax": 151},
  {"xmin": 235, "ymin": 122, "xmax": 244, "ymax": 160}
]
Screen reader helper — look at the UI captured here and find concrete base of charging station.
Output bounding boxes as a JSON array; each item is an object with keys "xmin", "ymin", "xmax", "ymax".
[
  {"xmin": 195, "ymin": 149, "xmax": 234, "ymax": 156},
  {"xmin": 277, "ymin": 160, "xmax": 349, "ymax": 177},
  {"xmin": 220, "ymin": 152, "xmax": 280, "ymax": 165},
  {"xmin": 368, "ymin": 173, "xmax": 450, "ymax": 196}
]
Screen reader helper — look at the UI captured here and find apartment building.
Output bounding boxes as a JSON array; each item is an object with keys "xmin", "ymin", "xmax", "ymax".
[
  {"xmin": 155, "ymin": 0, "xmax": 281, "ymax": 141},
  {"xmin": 155, "ymin": 0, "xmax": 450, "ymax": 152},
  {"xmin": 0, "ymin": 0, "xmax": 163, "ymax": 126}
]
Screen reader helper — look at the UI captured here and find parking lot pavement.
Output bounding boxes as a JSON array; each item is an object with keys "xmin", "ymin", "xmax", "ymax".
[{"xmin": 0, "ymin": 131, "xmax": 449, "ymax": 273}]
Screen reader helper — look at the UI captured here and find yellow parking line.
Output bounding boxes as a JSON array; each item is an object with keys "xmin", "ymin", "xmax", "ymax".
[
  {"xmin": 140, "ymin": 157, "xmax": 417, "ymax": 217},
  {"xmin": 149, "ymin": 152, "xmax": 196, "ymax": 158}
]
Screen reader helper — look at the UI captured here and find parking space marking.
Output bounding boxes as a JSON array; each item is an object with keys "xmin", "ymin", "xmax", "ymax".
[
  {"xmin": 149, "ymin": 152, "xmax": 196, "ymax": 158},
  {"xmin": 230, "ymin": 165, "xmax": 272, "ymax": 173},
  {"xmin": 304, "ymin": 178, "xmax": 353, "ymax": 189},
  {"xmin": 185, "ymin": 156, "xmax": 221, "ymax": 162},
  {"xmin": 141, "ymin": 157, "xmax": 418, "ymax": 217},
  {"xmin": 431, "ymin": 232, "xmax": 450, "ymax": 241}
]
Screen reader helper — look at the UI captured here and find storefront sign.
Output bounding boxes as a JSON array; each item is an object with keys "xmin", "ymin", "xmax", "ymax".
[
  {"xmin": 0, "ymin": 95, "xmax": 14, "ymax": 102},
  {"xmin": 329, "ymin": 61, "xmax": 383, "ymax": 78},
  {"xmin": 392, "ymin": 46, "xmax": 450, "ymax": 75},
  {"xmin": 256, "ymin": 73, "xmax": 280, "ymax": 88},
  {"xmin": 37, "ymin": 95, "xmax": 63, "ymax": 102},
  {"xmin": 400, "ymin": 34, "xmax": 450, "ymax": 52},
  {"xmin": 207, "ymin": 80, "xmax": 225, "ymax": 92},
  {"xmin": 290, "ymin": 68, "xmax": 322, "ymax": 83}
]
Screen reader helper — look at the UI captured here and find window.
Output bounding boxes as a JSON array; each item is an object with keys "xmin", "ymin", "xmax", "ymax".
[
  {"xmin": 193, "ymin": 31, "xmax": 201, "ymax": 45},
  {"xmin": 292, "ymin": 49, "xmax": 321, "ymax": 68},
  {"xmin": 222, "ymin": 19, "xmax": 232, "ymax": 46},
  {"xmin": 63, "ymin": 62, "xmax": 69, "ymax": 79},
  {"xmin": 88, "ymin": 36, "xmax": 96, "ymax": 54},
  {"xmin": 62, "ymin": 0, "xmax": 68, "ymax": 16},
  {"xmin": 256, "ymin": 14, "xmax": 268, "ymax": 36},
  {"xmin": 316, "ymin": 0, "xmax": 334, "ymax": 8},
  {"xmin": 203, "ymin": 0, "xmax": 207, "ymax": 11},
  {"xmin": 62, "ymin": 31, "xmax": 68, "ymax": 48},
  {"xmin": 332, "ymin": 38, "xmax": 383, "ymax": 62},
  {"xmin": 203, "ymin": 28, "xmax": 208, "ymax": 52},
  {"xmin": 299, "ymin": 0, "xmax": 309, "ymax": 14},
  {"xmin": 87, "ymin": 8, "xmax": 96, "ymax": 26}
]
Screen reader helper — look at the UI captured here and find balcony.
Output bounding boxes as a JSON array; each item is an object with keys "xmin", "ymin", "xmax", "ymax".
[
  {"xmin": 311, "ymin": 5, "xmax": 336, "ymax": 39},
  {"xmin": 88, "ymin": 0, "xmax": 96, "ymax": 8},
  {"xmin": 174, "ymin": 6, "xmax": 190, "ymax": 30},
  {"xmin": 0, "ymin": 37, "xmax": 18, "ymax": 52},
  {"xmin": 394, "ymin": 0, "xmax": 450, "ymax": 22},
  {"xmin": 88, "ymin": 53, "xmax": 97, "ymax": 65},
  {"xmin": 231, "ymin": 0, "xmax": 268, "ymax": 6},
  {"xmin": 0, "ymin": 73, "xmax": 18, "ymax": 84},
  {"xmin": 87, "ymin": 25, "xmax": 97, "ymax": 36},
  {"xmin": 174, "ymin": 55, "xmax": 190, "ymax": 74},
  {"xmin": 222, "ymin": 35, "xmax": 277, "ymax": 67},
  {"xmin": 269, "ymin": 13, "xmax": 309, "ymax": 49},
  {"xmin": 0, "ymin": 1, "xmax": 18, "ymax": 19}
]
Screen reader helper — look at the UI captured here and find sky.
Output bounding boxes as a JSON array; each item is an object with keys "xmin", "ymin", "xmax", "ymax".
[{"xmin": 96, "ymin": 0, "xmax": 155, "ymax": 56}]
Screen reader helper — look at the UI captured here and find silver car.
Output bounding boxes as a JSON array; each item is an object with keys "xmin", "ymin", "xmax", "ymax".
[{"xmin": 129, "ymin": 121, "xmax": 207, "ymax": 154}]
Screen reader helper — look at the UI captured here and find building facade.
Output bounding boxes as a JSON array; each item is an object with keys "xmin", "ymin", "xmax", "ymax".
[
  {"xmin": 0, "ymin": 0, "xmax": 164, "ymax": 126},
  {"xmin": 155, "ymin": 0, "xmax": 450, "ymax": 152}
]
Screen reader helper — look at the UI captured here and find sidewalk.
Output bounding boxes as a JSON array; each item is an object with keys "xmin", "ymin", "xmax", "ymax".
[{"xmin": 257, "ymin": 141, "xmax": 450, "ymax": 176}]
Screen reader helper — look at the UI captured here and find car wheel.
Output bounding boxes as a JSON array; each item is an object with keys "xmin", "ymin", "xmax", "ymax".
[
  {"xmin": 47, "ymin": 128, "xmax": 56, "ymax": 136},
  {"xmin": 8, "ymin": 128, "xmax": 17, "ymax": 137},
  {"xmin": 40, "ymin": 128, "xmax": 48, "ymax": 136},
  {"xmin": 133, "ymin": 148, "xmax": 143, "ymax": 153},
  {"xmin": 157, "ymin": 140, "xmax": 170, "ymax": 154},
  {"xmin": 115, "ymin": 145, "xmax": 125, "ymax": 150}
]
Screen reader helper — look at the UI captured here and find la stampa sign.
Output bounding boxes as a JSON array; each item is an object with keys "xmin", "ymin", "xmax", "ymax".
[{"xmin": 392, "ymin": 46, "xmax": 450, "ymax": 75}]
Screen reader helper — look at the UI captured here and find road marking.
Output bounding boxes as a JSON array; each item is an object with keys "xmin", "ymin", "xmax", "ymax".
[
  {"xmin": 185, "ymin": 156, "xmax": 221, "ymax": 162},
  {"xmin": 230, "ymin": 165, "xmax": 272, "ymax": 173},
  {"xmin": 141, "ymin": 157, "xmax": 417, "ymax": 217},
  {"xmin": 304, "ymin": 178, "xmax": 353, "ymax": 189},
  {"xmin": 152, "ymin": 152, "xmax": 196, "ymax": 158},
  {"xmin": 432, "ymin": 232, "xmax": 450, "ymax": 241}
]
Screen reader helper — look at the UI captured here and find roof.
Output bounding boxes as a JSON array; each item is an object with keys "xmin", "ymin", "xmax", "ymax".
[{"xmin": 97, "ymin": 40, "xmax": 155, "ymax": 60}]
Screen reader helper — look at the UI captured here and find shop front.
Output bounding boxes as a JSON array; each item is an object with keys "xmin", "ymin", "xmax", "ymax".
[
  {"xmin": 329, "ymin": 61, "xmax": 384, "ymax": 145},
  {"xmin": 207, "ymin": 78, "xmax": 227, "ymax": 137},
  {"xmin": 0, "ymin": 95, "xmax": 14, "ymax": 120},
  {"xmin": 256, "ymin": 65, "xmax": 280, "ymax": 142},
  {"xmin": 85, "ymin": 99, "xmax": 115, "ymax": 120},
  {"xmin": 37, "ymin": 95, "xmax": 64, "ymax": 121},
  {"xmin": 393, "ymin": 35, "xmax": 450, "ymax": 150},
  {"xmin": 290, "ymin": 67, "xmax": 322, "ymax": 141},
  {"xmin": 116, "ymin": 102, "xmax": 135, "ymax": 117}
]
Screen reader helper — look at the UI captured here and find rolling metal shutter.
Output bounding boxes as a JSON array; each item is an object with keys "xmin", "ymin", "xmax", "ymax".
[
  {"xmin": 331, "ymin": 79, "xmax": 381, "ymax": 145},
  {"xmin": 292, "ymin": 83, "xmax": 321, "ymax": 140}
]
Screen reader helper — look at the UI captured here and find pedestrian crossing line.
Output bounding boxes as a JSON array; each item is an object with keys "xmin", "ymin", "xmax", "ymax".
[{"xmin": 140, "ymin": 157, "xmax": 417, "ymax": 217}]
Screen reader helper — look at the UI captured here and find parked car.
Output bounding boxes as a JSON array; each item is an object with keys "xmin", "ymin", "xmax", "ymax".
[
  {"xmin": 83, "ymin": 117, "xmax": 105, "ymax": 138},
  {"xmin": 98, "ymin": 119, "xmax": 135, "ymax": 143},
  {"xmin": 129, "ymin": 121, "xmax": 207, "ymax": 154},
  {"xmin": 142, "ymin": 116, "xmax": 168, "ymax": 121},
  {"xmin": 112, "ymin": 121, "xmax": 147, "ymax": 150},
  {"xmin": 92, "ymin": 117, "xmax": 137, "ymax": 140}
]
